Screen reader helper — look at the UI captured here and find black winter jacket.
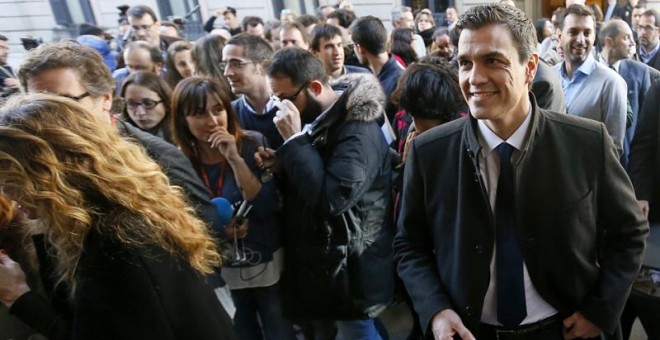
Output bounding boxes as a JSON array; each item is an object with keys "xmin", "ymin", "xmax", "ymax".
[{"xmin": 276, "ymin": 73, "xmax": 395, "ymax": 320}]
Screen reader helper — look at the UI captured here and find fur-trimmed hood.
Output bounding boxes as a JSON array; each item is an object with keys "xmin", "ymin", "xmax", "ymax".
[{"xmin": 330, "ymin": 73, "xmax": 386, "ymax": 123}]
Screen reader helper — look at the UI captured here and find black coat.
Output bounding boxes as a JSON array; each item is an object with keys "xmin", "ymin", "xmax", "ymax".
[
  {"xmin": 394, "ymin": 96, "xmax": 648, "ymax": 338},
  {"xmin": 276, "ymin": 74, "xmax": 394, "ymax": 320},
  {"xmin": 116, "ymin": 121, "xmax": 222, "ymax": 234},
  {"xmin": 630, "ymin": 78, "xmax": 660, "ymax": 221},
  {"xmin": 532, "ymin": 59, "xmax": 566, "ymax": 113},
  {"xmin": 10, "ymin": 209, "xmax": 236, "ymax": 340}
]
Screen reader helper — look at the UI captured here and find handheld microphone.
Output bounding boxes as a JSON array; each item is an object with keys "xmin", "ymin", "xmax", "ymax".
[{"xmin": 211, "ymin": 197, "xmax": 234, "ymax": 227}]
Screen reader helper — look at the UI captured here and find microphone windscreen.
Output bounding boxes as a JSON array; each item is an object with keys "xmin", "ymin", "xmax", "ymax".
[{"xmin": 211, "ymin": 197, "xmax": 234, "ymax": 226}]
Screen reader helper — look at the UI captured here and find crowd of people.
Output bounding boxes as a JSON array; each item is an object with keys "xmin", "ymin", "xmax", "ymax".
[{"xmin": 0, "ymin": 0, "xmax": 658, "ymax": 339}]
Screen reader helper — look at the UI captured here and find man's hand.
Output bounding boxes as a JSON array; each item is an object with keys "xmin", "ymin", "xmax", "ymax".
[
  {"xmin": 431, "ymin": 309, "xmax": 475, "ymax": 340},
  {"xmin": 563, "ymin": 312, "xmax": 601, "ymax": 339},
  {"xmin": 272, "ymin": 99, "xmax": 301, "ymax": 140},
  {"xmin": 638, "ymin": 200, "xmax": 649, "ymax": 219},
  {"xmin": 254, "ymin": 147, "xmax": 282, "ymax": 174},
  {"xmin": 0, "ymin": 251, "xmax": 30, "ymax": 308},
  {"xmin": 3, "ymin": 78, "xmax": 19, "ymax": 88},
  {"xmin": 224, "ymin": 218, "xmax": 248, "ymax": 239}
]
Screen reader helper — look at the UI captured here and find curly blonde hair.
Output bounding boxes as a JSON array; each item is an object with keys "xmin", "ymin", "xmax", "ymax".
[{"xmin": 0, "ymin": 94, "xmax": 221, "ymax": 290}]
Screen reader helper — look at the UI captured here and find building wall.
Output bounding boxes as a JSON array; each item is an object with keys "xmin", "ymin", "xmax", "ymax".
[{"xmin": 3, "ymin": 0, "xmax": 660, "ymax": 68}]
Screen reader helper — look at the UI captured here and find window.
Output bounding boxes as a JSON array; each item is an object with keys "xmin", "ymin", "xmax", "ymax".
[{"xmin": 49, "ymin": 0, "xmax": 95, "ymax": 26}]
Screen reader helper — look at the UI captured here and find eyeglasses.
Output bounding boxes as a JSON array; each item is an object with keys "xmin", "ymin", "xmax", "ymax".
[
  {"xmin": 124, "ymin": 98, "xmax": 163, "ymax": 111},
  {"xmin": 274, "ymin": 84, "xmax": 307, "ymax": 103},
  {"xmin": 636, "ymin": 25, "xmax": 658, "ymax": 34},
  {"xmin": 60, "ymin": 92, "xmax": 91, "ymax": 102},
  {"xmin": 219, "ymin": 60, "xmax": 256, "ymax": 72},
  {"xmin": 131, "ymin": 24, "xmax": 153, "ymax": 31}
]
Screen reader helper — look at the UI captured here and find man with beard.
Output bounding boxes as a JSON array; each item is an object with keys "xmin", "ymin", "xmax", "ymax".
[
  {"xmin": 350, "ymin": 15, "xmax": 405, "ymax": 123},
  {"xmin": 256, "ymin": 47, "xmax": 394, "ymax": 339},
  {"xmin": 638, "ymin": 9, "xmax": 660, "ymax": 71},
  {"xmin": 554, "ymin": 4, "xmax": 627, "ymax": 156}
]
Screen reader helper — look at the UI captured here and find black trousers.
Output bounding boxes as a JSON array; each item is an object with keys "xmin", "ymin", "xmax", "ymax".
[{"xmin": 620, "ymin": 289, "xmax": 660, "ymax": 339}]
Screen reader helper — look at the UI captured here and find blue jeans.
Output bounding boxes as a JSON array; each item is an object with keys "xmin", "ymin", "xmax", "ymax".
[
  {"xmin": 337, "ymin": 319, "xmax": 383, "ymax": 340},
  {"xmin": 232, "ymin": 283, "xmax": 295, "ymax": 340}
]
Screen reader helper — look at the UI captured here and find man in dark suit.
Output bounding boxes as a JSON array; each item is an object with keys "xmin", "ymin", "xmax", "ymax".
[
  {"xmin": 599, "ymin": 19, "xmax": 660, "ymax": 168},
  {"xmin": 638, "ymin": 9, "xmax": 660, "ymax": 71},
  {"xmin": 626, "ymin": 77, "xmax": 660, "ymax": 340},
  {"xmin": 532, "ymin": 58, "xmax": 565, "ymax": 113},
  {"xmin": 393, "ymin": 4, "xmax": 648, "ymax": 339}
]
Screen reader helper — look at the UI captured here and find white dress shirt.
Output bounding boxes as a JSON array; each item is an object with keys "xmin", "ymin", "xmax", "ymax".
[{"xmin": 476, "ymin": 106, "xmax": 559, "ymax": 325}]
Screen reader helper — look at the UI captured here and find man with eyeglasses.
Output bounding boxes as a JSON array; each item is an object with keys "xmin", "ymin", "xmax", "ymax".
[
  {"xmin": 223, "ymin": 34, "xmax": 284, "ymax": 149},
  {"xmin": 126, "ymin": 5, "xmax": 180, "ymax": 55},
  {"xmin": 257, "ymin": 46, "xmax": 393, "ymax": 340},
  {"xmin": 637, "ymin": 9, "xmax": 660, "ymax": 71}
]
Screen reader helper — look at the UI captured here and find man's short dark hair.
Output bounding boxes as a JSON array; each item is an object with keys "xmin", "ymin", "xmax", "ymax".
[
  {"xmin": 297, "ymin": 14, "xmax": 319, "ymax": 28},
  {"xmin": 268, "ymin": 48, "xmax": 328, "ymax": 87},
  {"xmin": 432, "ymin": 27, "xmax": 450, "ymax": 40},
  {"xmin": 350, "ymin": 16, "xmax": 388, "ymax": 55},
  {"xmin": 0, "ymin": 35, "xmax": 7, "ymax": 42},
  {"xmin": 226, "ymin": 34, "xmax": 274, "ymax": 64},
  {"xmin": 242, "ymin": 16, "xmax": 265, "ymax": 31},
  {"xmin": 456, "ymin": 3, "xmax": 537, "ymax": 63},
  {"xmin": 641, "ymin": 9, "xmax": 660, "ymax": 26},
  {"xmin": 557, "ymin": 4, "xmax": 595, "ymax": 30},
  {"xmin": 127, "ymin": 5, "xmax": 158, "ymax": 22},
  {"xmin": 160, "ymin": 21, "xmax": 181, "ymax": 37},
  {"xmin": 124, "ymin": 41, "xmax": 164, "ymax": 64},
  {"xmin": 393, "ymin": 58, "xmax": 463, "ymax": 122},
  {"xmin": 310, "ymin": 23, "xmax": 343, "ymax": 51},
  {"xmin": 223, "ymin": 6, "xmax": 237, "ymax": 16},
  {"xmin": 281, "ymin": 22, "xmax": 312, "ymax": 44},
  {"xmin": 17, "ymin": 41, "xmax": 115, "ymax": 96},
  {"xmin": 327, "ymin": 9, "xmax": 357, "ymax": 28}
]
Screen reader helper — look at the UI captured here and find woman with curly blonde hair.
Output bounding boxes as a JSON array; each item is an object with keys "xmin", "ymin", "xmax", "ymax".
[{"xmin": 0, "ymin": 94, "xmax": 236, "ymax": 340}]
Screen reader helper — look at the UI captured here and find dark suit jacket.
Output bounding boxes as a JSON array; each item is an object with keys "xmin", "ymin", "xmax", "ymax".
[
  {"xmin": 393, "ymin": 96, "xmax": 648, "ymax": 338},
  {"xmin": 617, "ymin": 59, "xmax": 658, "ymax": 167},
  {"xmin": 629, "ymin": 78, "xmax": 660, "ymax": 221},
  {"xmin": 116, "ymin": 121, "xmax": 222, "ymax": 234},
  {"xmin": 640, "ymin": 47, "xmax": 660, "ymax": 72},
  {"xmin": 532, "ymin": 59, "xmax": 566, "ymax": 113}
]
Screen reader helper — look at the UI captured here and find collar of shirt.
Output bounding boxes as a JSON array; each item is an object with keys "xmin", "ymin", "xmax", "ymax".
[
  {"xmin": 560, "ymin": 54, "xmax": 597, "ymax": 82},
  {"xmin": 640, "ymin": 43, "xmax": 660, "ymax": 64},
  {"xmin": 598, "ymin": 54, "xmax": 621, "ymax": 73},
  {"xmin": 476, "ymin": 103, "xmax": 533, "ymax": 157},
  {"xmin": 241, "ymin": 95, "xmax": 278, "ymax": 115}
]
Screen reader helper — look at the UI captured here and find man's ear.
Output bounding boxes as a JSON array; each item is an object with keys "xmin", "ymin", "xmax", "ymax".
[
  {"xmin": 525, "ymin": 52, "xmax": 539, "ymax": 85},
  {"xmin": 604, "ymin": 36, "xmax": 614, "ymax": 49},
  {"xmin": 154, "ymin": 63, "xmax": 163, "ymax": 75},
  {"xmin": 309, "ymin": 80, "xmax": 323, "ymax": 96}
]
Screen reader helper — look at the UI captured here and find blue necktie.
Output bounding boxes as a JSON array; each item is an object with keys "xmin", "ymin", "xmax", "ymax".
[{"xmin": 495, "ymin": 142, "xmax": 527, "ymax": 326}]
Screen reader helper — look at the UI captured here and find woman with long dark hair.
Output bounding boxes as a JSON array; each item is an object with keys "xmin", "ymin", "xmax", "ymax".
[
  {"xmin": 170, "ymin": 77, "xmax": 293, "ymax": 340},
  {"xmin": 390, "ymin": 27, "xmax": 418, "ymax": 67}
]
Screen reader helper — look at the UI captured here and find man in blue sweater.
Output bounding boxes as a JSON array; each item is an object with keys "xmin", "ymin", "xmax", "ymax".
[{"xmin": 223, "ymin": 34, "xmax": 284, "ymax": 148}]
